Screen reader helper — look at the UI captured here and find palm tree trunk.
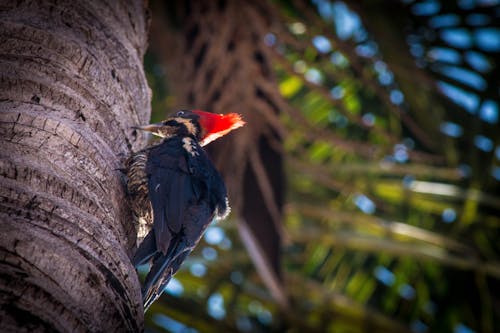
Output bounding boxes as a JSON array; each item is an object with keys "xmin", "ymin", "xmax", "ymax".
[{"xmin": 0, "ymin": 0, "xmax": 150, "ymax": 331}]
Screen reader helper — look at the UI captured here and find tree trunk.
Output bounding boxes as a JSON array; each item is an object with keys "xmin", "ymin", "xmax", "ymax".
[{"xmin": 0, "ymin": 1, "xmax": 150, "ymax": 331}]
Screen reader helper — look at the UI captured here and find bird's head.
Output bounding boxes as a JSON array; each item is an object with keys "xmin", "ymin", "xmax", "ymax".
[{"xmin": 134, "ymin": 110, "xmax": 245, "ymax": 146}]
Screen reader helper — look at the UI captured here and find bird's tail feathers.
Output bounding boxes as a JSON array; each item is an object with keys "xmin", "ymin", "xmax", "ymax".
[
  {"xmin": 142, "ymin": 244, "xmax": 192, "ymax": 311},
  {"xmin": 143, "ymin": 266, "xmax": 174, "ymax": 311}
]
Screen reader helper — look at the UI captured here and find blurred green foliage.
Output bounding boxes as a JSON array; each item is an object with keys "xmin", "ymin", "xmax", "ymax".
[{"xmin": 143, "ymin": 1, "xmax": 499, "ymax": 332}]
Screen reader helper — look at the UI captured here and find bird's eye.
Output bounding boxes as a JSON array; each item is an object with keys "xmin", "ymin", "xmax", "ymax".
[{"xmin": 176, "ymin": 111, "xmax": 185, "ymax": 117}]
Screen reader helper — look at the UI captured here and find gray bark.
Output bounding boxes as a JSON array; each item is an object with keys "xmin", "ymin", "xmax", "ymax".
[{"xmin": 0, "ymin": 0, "xmax": 150, "ymax": 331}]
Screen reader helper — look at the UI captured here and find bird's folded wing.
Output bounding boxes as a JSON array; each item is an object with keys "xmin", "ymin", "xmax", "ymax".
[{"xmin": 148, "ymin": 154, "xmax": 194, "ymax": 254}]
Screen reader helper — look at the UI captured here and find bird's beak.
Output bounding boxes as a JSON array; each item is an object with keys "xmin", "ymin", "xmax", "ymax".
[
  {"xmin": 132, "ymin": 123, "xmax": 163, "ymax": 137},
  {"xmin": 132, "ymin": 123, "xmax": 162, "ymax": 134}
]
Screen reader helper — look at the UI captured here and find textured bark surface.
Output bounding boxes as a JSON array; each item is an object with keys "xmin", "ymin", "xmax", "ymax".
[
  {"xmin": 0, "ymin": 0, "xmax": 150, "ymax": 331},
  {"xmin": 149, "ymin": 0, "xmax": 288, "ymax": 308}
]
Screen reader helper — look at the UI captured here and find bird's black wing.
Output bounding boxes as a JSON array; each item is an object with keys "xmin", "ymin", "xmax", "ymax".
[
  {"xmin": 132, "ymin": 139, "xmax": 192, "ymax": 267},
  {"xmin": 147, "ymin": 140, "xmax": 194, "ymax": 254}
]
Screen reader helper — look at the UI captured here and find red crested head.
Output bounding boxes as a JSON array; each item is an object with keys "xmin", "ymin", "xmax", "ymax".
[
  {"xmin": 133, "ymin": 110, "xmax": 245, "ymax": 145},
  {"xmin": 192, "ymin": 110, "xmax": 246, "ymax": 146}
]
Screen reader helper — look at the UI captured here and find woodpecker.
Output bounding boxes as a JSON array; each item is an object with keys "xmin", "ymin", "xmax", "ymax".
[{"xmin": 126, "ymin": 110, "xmax": 245, "ymax": 310}]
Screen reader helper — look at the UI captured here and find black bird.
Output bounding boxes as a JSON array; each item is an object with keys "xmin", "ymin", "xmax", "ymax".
[{"xmin": 126, "ymin": 110, "xmax": 245, "ymax": 310}]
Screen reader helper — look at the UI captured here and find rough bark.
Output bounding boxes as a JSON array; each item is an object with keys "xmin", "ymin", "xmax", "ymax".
[
  {"xmin": 148, "ymin": 0, "xmax": 288, "ymax": 308},
  {"xmin": 0, "ymin": 0, "xmax": 150, "ymax": 331}
]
